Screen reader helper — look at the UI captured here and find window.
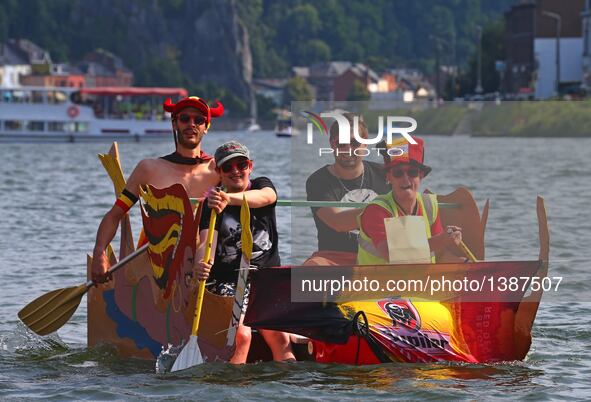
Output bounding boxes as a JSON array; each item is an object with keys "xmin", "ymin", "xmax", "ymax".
[
  {"xmin": 5, "ymin": 120, "xmax": 23, "ymax": 131},
  {"xmin": 32, "ymin": 91, "xmax": 45, "ymax": 104},
  {"xmin": 47, "ymin": 90, "xmax": 67, "ymax": 104},
  {"xmin": 74, "ymin": 122, "xmax": 89, "ymax": 132},
  {"xmin": 48, "ymin": 121, "xmax": 66, "ymax": 132},
  {"xmin": 26, "ymin": 121, "xmax": 45, "ymax": 131},
  {"xmin": 65, "ymin": 122, "xmax": 89, "ymax": 132}
]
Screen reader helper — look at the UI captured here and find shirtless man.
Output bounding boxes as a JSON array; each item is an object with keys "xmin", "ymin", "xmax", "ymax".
[{"xmin": 91, "ymin": 96, "xmax": 224, "ymax": 282}]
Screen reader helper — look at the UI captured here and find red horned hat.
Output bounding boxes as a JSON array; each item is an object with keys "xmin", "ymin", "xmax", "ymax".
[{"xmin": 163, "ymin": 96, "xmax": 224, "ymax": 129}]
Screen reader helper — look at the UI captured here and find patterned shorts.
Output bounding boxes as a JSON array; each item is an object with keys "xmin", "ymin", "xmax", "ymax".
[{"xmin": 206, "ymin": 281, "xmax": 250, "ymax": 313}]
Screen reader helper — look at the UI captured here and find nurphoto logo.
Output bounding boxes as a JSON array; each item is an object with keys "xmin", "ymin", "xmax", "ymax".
[{"xmin": 301, "ymin": 110, "xmax": 418, "ymax": 157}]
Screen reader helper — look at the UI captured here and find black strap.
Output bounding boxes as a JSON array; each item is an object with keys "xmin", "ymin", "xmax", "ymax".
[
  {"xmin": 160, "ymin": 152, "xmax": 210, "ymax": 165},
  {"xmin": 121, "ymin": 188, "xmax": 138, "ymax": 204},
  {"xmin": 352, "ymin": 311, "xmax": 393, "ymax": 364}
]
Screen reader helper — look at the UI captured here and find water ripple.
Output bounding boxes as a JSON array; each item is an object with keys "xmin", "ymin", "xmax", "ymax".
[{"xmin": 1, "ymin": 135, "xmax": 590, "ymax": 399}]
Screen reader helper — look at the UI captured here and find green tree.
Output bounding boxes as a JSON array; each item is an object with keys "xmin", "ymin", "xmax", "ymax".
[
  {"xmin": 135, "ymin": 48, "xmax": 185, "ymax": 87},
  {"xmin": 0, "ymin": 7, "xmax": 8, "ymax": 43},
  {"xmin": 347, "ymin": 80, "xmax": 370, "ymax": 101},
  {"xmin": 238, "ymin": 0, "xmax": 514, "ymax": 79},
  {"xmin": 283, "ymin": 76, "xmax": 314, "ymax": 106},
  {"xmin": 222, "ymin": 92, "xmax": 249, "ymax": 118},
  {"xmin": 457, "ymin": 19, "xmax": 505, "ymax": 96},
  {"xmin": 256, "ymin": 94, "xmax": 276, "ymax": 122},
  {"xmin": 297, "ymin": 39, "xmax": 331, "ymax": 65},
  {"xmin": 280, "ymin": 4, "xmax": 321, "ymax": 42},
  {"xmin": 187, "ymin": 81, "xmax": 249, "ymax": 118}
]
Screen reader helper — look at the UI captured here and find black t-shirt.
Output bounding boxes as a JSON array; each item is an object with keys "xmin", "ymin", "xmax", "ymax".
[
  {"xmin": 306, "ymin": 160, "xmax": 389, "ymax": 252},
  {"xmin": 200, "ymin": 176, "xmax": 280, "ymax": 284}
]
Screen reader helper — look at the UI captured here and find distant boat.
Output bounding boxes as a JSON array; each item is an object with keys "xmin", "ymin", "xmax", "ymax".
[
  {"xmin": 0, "ymin": 86, "xmax": 187, "ymax": 142},
  {"xmin": 246, "ymin": 118, "xmax": 261, "ymax": 132},
  {"xmin": 246, "ymin": 89, "xmax": 260, "ymax": 132},
  {"xmin": 275, "ymin": 112, "xmax": 298, "ymax": 137}
]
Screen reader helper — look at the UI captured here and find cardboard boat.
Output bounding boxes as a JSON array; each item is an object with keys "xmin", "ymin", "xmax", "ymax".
[{"xmin": 87, "ymin": 143, "xmax": 549, "ymax": 365}]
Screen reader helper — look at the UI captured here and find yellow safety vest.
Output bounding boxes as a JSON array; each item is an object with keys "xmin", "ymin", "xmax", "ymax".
[{"xmin": 357, "ymin": 192, "xmax": 439, "ymax": 265}]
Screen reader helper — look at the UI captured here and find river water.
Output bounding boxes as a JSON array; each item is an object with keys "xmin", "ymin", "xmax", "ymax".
[{"xmin": 0, "ymin": 133, "xmax": 589, "ymax": 400}]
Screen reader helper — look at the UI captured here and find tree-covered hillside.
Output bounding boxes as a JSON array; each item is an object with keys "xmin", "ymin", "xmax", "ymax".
[
  {"xmin": 0, "ymin": 0, "xmax": 514, "ymax": 98},
  {"xmin": 238, "ymin": 0, "xmax": 513, "ymax": 78}
]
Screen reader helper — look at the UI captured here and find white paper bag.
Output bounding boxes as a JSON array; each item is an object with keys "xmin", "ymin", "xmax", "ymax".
[{"xmin": 384, "ymin": 216, "xmax": 431, "ymax": 264}]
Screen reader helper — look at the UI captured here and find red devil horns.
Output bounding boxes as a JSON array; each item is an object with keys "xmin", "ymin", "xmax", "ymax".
[
  {"xmin": 162, "ymin": 96, "xmax": 224, "ymax": 128},
  {"xmin": 163, "ymin": 98, "xmax": 177, "ymax": 113},
  {"xmin": 209, "ymin": 100, "xmax": 224, "ymax": 118}
]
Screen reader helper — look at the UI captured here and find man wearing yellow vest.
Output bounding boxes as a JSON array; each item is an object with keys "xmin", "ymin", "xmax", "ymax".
[{"xmin": 357, "ymin": 137, "xmax": 462, "ymax": 265}]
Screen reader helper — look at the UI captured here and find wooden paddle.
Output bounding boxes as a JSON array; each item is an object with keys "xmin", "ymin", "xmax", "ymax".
[
  {"xmin": 447, "ymin": 226, "xmax": 478, "ymax": 262},
  {"xmin": 460, "ymin": 240, "xmax": 478, "ymax": 262},
  {"xmin": 18, "ymin": 244, "xmax": 148, "ymax": 336},
  {"xmin": 226, "ymin": 195, "xmax": 252, "ymax": 346},
  {"xmin": 170, "ymin": 209, "xmax": 217, "ymax": 372},
  {"xmin": 98, "ymin": 142, "xmax": 135, "ymax": 259}
]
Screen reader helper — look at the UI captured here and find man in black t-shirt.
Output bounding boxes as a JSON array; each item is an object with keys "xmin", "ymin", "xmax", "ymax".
[
  {"xmin": 305, "ymin": 113, "xmax": 389, "ymax": 266},
  {"xmin": 196, "ymin": 141, "xmax": 294, "ymax": 364}
]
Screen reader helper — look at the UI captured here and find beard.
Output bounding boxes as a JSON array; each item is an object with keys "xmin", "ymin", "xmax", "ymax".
[
  {"xmin": 335, "ymin": 154, "xmax": 362, "ymax": 169},
  {"xmin": 176, "ymin": 128, "xmax": 205, "ymax": 149}
]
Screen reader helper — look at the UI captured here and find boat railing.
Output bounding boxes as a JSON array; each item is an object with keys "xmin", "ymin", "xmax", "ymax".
[
  {"xmin": 188, "ymin": 199, "xmax": 459, "ymax": 209},
  {"xmin": 1, "ymin": 87, "xmax": 71, "ymax": 105}
]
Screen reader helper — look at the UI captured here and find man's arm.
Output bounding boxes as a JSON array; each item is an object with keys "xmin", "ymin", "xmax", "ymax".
[
  {"xmin": 225, "ymin": 187, "xmax": 276, "ymax": 207},
  {"xmin": 91, "ymin": 206, "xmax": 125, "ymax": 282},
  {"xmin": 315, "ymin": 207, "xmax": 362, "ymax": 232},
  {"xmin": 359, "ymin": 204, "xmax": 391, "ymax": 260},
  {"xmin": 306, "ymin": 170, "xmax": 361, "ymax": 232},
  {"xmin": 121, "ymin": 159, "xmax": 152, "ymax": 199},
  {"xmin": 90, "ymin": 160, "xmax": 151, "ymax": 282},
  {"xmin": 208, "ymin": 179, "xmax": 277, "ymax": 213}
]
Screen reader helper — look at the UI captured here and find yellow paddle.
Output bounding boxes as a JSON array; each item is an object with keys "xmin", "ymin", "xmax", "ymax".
[
  {"xmin": 18, "ymin": 244, "xmax": 148, "ymax": 336},
  {"xmin": 447, "ymin": 226, "xmax": 478, "ymax": 262},
  {"xmin": 460, "ymin": 240, "xmax": 478, "ymax": 262},
  {"xmin": 170, "ymin": 209, "xmax": 217, "ymax": 372}
]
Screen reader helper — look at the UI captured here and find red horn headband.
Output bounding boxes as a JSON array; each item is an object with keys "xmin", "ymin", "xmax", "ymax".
[{"xmin": 163, "ymin": 96, "xmax": 224, "ymax": 129}]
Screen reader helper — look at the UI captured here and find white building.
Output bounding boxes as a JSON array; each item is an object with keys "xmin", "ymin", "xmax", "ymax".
[
  {"xmin": 0, "ymin": 39, "xmax": 52, "ymax": 87},
  {"xmin": 504, "ymin": 0, "xmax": 588, "ymax": 99},
  {"xmin": 0, "ymin": 43, "xmax": 32, "ymax": 87},
  {"xmin": 535, "ymin": 37, "xmax": 583, "ymax": 98}
]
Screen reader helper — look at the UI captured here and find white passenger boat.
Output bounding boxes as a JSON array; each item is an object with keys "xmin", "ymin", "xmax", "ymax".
[{"xmin": 0, "ymin": 86, "xmax": 187, "ymax": 142}]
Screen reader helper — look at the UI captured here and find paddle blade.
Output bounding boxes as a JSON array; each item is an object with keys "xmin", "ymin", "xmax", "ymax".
[
  {"xmin": 170, "ymin": 335, "xmax": 203, "ymax": 372},
  {"xmin": 18, "ymin": 284, "xmax": 87, "ymax": 336}
]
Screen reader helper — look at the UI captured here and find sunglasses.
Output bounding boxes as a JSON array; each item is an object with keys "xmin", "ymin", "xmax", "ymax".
[
  {"xmin": 332, "ymin": 139, "xmax": 363, "ymax": 149},
  {"xmin": 221, "ymin": 159, "xmax": 250, "ymax": 173},
  {"xmin": 390, "ymin": 167, "xmax": 421, "ymax": 178},
  {"xmin": 178, "ymin": 114, "xmax": 206, "ymax": 126}
]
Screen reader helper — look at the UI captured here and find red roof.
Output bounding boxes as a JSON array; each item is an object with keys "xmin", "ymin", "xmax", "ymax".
[{"xmin": 79, "ymin": 87, "xmax": 188, "ymax": 97}]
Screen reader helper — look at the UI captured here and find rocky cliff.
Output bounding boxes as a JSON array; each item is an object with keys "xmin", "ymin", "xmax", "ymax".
[
  {"xmin": 181, "ymin": 0, "xmax": 252, "ymax": 101},
  {"xmin": 67, "ymin": 0, "xmax": 252, "ymax": 100}
]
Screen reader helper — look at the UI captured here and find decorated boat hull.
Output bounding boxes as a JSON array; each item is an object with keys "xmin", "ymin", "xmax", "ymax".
[
  {"xmin": 87, "ymin": 145, "xmax": 309, "ymax": 363},
  {"xmin": 87, "ymin": 143, "xmax": 549, "ymax": 365},
  {"xmin": 245, "ymin": 196, "xmax": 549, "ymax": 365}
]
